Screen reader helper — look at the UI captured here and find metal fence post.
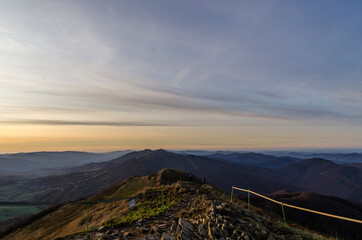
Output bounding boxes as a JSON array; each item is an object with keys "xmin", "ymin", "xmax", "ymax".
[
  {"xmin": 230, "ymin": 187, "xmax": 234, "ymax": 202},
  {"xmin": 86, "ymin": 199, "xmax": 90, "ymax": 240},
  {"xmin": 281, "ymin": 201, "xmax": 287, "ymax": 230},
  {"xmin": 248, "ymin": 189, "xmax": 250, "ymax": 211}
]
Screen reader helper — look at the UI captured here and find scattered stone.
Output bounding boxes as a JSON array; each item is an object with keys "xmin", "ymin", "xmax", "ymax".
[
  {"xmin": 59, "ymin": 178, "xmax": 328, "ymax": 240},
  {"xmin": 158, "ymin": 223, "xmax": 168, "ymax": 229},
  {"xmin": 137, "ymin": 219, "xmax": 144, "ymax": 226},
  {"xmin": 140, "ymin": 226, "xmax": 150, "ymax": 233},
  {"xmin": 147, "ymin": 235, "xmax": 157, "ymax": 240},
  {"xmin": 208, "ymin": 221, "xmax": 214, "ymax": 239},
  {"xmin": 97, "ymin": 226, "xmax": 106, "ymax": 232},
  {"xmin": 198, "ymin": 224, "xmax": 207, "ymax": 236},
  {"xmin": 161, "ymin": 233, "xmax": 176, "ymax": 240},
  {"xmin": 170, "ymin": 220, "xmax": 177, "ymax": 232},
  {"xmin": 150, "ymin": 225, "xmax": 160, "ymax": 234},
  {"xmin": 176, "ymin": 224, "xmax": 181, "ymax": 234},
  {"xmin": 177, "ymin": 217, "xmax": 194, "ymax": 240}
]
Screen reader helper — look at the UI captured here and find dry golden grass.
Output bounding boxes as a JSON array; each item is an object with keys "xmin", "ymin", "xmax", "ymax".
[{"xmin": 2, "ymin": 169, "xmax": 170, "ymax": 240}]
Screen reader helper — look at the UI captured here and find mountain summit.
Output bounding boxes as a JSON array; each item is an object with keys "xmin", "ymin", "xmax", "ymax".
[{"xmin": 1, "ymin": 169, "xmax": 329, "ymax": 240}]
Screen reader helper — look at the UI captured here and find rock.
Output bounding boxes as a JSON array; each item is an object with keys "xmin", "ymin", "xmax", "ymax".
[
  {"xmin": 94, "ymin": 233, "xmax": 107, "ymax": 240},
  {"xmin": 161, "ymin": 233, "xmax": 176, "ymax": 240},
  {"xmin": 98, "ymin": 226, "xmax": 106, "ymax": 231},
  {"xmin": 151, "ymin": 225, "xmax": 160, "ymax": 234},
  {"xmin": 216, "ymin": 205, "xmax": 223, "ymax": 211},
  {"xmin": 198, "ymin": 224, "xmax": 207, "ymax": 236},
  {"xmin": 140, "ymin": 226, "xmax": 150, "ymax": 233},
  {"xmin": 241, "ymin": 232, "xmax": 250, "ymax": 240},
  {"xmin": 178, "ymin": 218, "xmax": 194, "ymax": 231},
  {"xmin": 208, "ymin": 222, "xmax": 214, "ymax": 240},
  {"xmin": 176, "ymin": 224, "xmax": 181, "ymax": 234},
  {"xmin": 170, "ymin": 220, "xmax": 177, "ymax": 232},
  {"xmin": 254, "ymin": 216, "xmax": 261, "ymax": 223},
  {"xmin": 137, "ymin": 219, "xmax": 144, "ymax": 226},
  {"xmin": 178, "ymin": 218, "xmax": 194, "ymax": 240},
  {"xmin": 210, "ymin": 202, "xmax": 216, "ymax": 219},
  {"xmin": 221, "ymin": 224, "xmax": 229, "ymax": 236},
  {"xmin": 158, "ymin": 223, "xmax": 168, "ymax": 229}
]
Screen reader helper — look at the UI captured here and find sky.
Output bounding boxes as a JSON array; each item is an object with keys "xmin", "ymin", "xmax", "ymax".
[{"xmin": 0, "ymin": 0, "xmax": 362, "ymax": 152}]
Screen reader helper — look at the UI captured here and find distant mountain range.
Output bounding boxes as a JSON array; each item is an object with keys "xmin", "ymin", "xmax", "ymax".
[
  {"xmin": 206, "ymin": 152, "xmax": 299, "ymax": 168},
  {"xmin": 176, "ymin": 150, "xmax": 362, "ymax": 164},
  {"xmin": 2, "ymin": 149, "xmax": 362, "ymax": 176},
  {"xmin": 0, "ymin": 150, "xmax": 132, "ymax": 174},
  {"xmin": 7, "ymin": 149, "xmax": 299, "ymax": 203},
  {"xmin": 281, "ymin": 152, "xmax": 362, "ymax": 164},
  {"xmin": 1, "ymin": 149, "xmax": 361, "ymax": 204}
]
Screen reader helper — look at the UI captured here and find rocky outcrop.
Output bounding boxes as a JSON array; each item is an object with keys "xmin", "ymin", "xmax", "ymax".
[{"xmin": 60, "ymin": 181, "xmax": 327, "ymax": 240}]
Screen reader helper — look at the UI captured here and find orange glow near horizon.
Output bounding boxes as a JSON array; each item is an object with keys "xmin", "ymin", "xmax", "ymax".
[
  {"xmin": 1, "ymin": 1, "xmax": 362, "ymax": 153},
  {"xmin": 1, "ymin": 124, "xmax": 361, "ymax": 153}
]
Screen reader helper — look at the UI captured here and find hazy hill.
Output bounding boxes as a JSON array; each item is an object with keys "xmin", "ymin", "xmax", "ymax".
[
  {"xmin": 276, "ymin": 159, "xmax": 362, "ymax": 202},
  {"xmin": 0, "ymin": 169, "xmax": 330, "ymax": 240},
  {"xmin": 0, "ymin": 150, "xmax": 132, "ymax": 174},
  {"xmin": 2, "ymin": 150, "xmax": 362, "ymax": 205},
  {"xmin": 0, "ymin": 150, "xmax": 299, "ymax": 204},
  {"xmin": 207, "ymin": 152, "xmax": 299, "ymax": 168},
  {"xmin": 27, "ymin": 149, "xmax": 300, "ymax": 203},
  {"xmin": 1, "ymin": 149, "xmax": 362, "ymax": 226},
  {"xmin": 275, "ymin": 152, "xmax": 362, "ymax": 164}
]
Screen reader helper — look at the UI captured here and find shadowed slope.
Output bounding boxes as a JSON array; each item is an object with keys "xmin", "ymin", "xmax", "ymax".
[
  {"xmin": 276, "ymin": 159, "xmax": 362, "ymax": 201},
  {"xmin": 247, "ymin": 191, "xmax": 362, "ymax": 240}
]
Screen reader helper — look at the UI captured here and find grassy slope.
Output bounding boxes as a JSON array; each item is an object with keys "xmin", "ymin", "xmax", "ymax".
[
  {"xmin": 1, "ymin": 169, "xmax": 331, "ymax": 240},
  {"xmin": 1, "ymin": 169, "xmax": 175, "ymax": 240}
]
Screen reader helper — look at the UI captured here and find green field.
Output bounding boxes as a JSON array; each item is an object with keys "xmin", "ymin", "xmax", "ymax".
[
  {"xmin": 0, "ymin": 181, "xmax": 46, "ymax": 221},
  {"xmin": 0, "ymin": 206, "xmax": 41, "ymax": 221}
]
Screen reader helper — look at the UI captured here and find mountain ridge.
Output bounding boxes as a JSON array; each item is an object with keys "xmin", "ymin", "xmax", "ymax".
[{"xmin": 1, "ymin": 169, "xmax": 331, "ymax": 240}]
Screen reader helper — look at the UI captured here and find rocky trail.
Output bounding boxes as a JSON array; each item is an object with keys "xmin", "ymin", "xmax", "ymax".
[{"xmin": 61, "ymin": 181, "xmax": 328, "ymax": 240}]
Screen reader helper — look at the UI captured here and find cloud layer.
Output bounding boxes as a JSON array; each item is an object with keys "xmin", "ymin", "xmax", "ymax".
[{"xmin": 0, "ymin": 0, "xmax": 361, "ymax": 150}]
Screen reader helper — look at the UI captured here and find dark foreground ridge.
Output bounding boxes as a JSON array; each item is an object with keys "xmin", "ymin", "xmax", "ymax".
[{"xmin": 2, "ymin": 169, "xmax": 331, "ymax": 240}]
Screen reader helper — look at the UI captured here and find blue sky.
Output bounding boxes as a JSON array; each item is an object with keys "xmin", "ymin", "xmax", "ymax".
[{"xmin": 0, "ymin": 1, "xmax": 361, "ymax": 152}]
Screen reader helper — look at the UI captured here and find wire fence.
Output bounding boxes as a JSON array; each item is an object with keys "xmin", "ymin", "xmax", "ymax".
[
  {"xmin": 231, "ymin": 186, "xmax": 362, "ymax": 227},
  {"xmin": 2, "ymin": 184, "xmax": 361, "ymax": 239}
]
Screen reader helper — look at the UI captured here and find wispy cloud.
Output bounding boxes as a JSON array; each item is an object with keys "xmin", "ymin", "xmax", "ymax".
[
  {"xmin": 0, "ymin": 119, "xmax": 173, "ymax": 127},
  {"xmin": 1, "ymin": 1, "xmax": 362, "ymax": 150}
]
